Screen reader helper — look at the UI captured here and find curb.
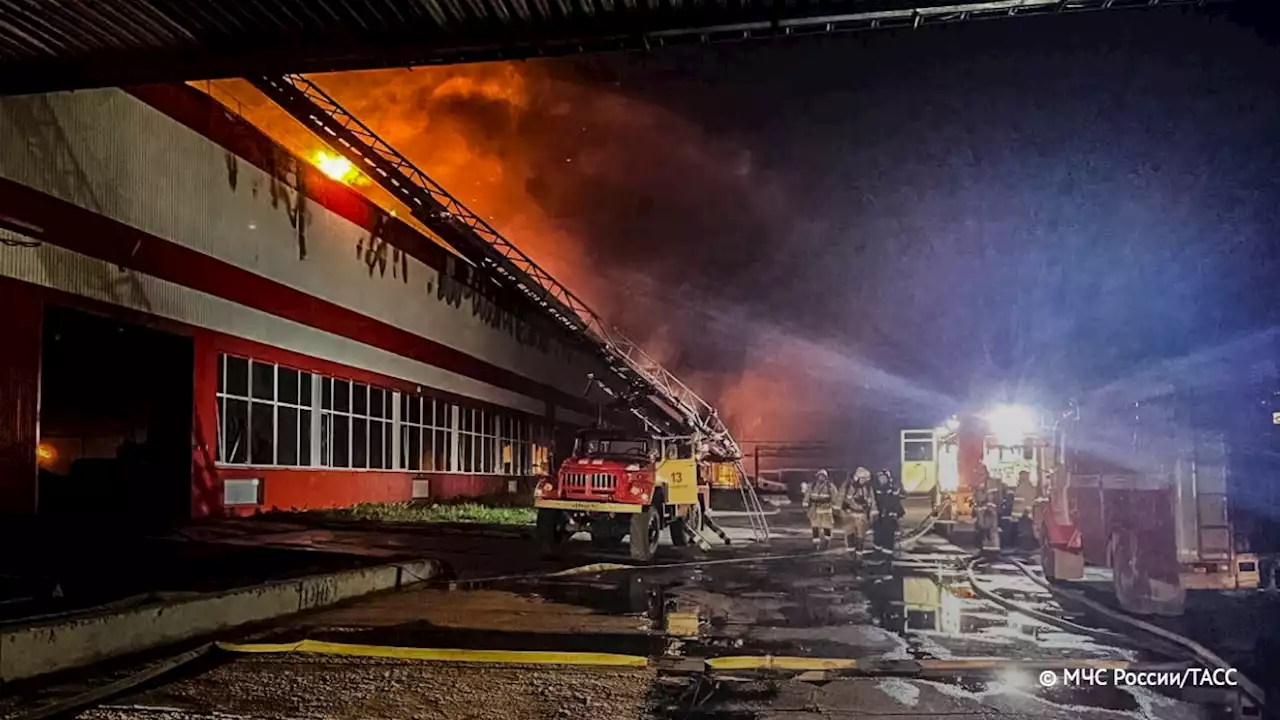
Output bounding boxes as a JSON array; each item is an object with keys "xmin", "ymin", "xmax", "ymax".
[{"xmin": 0, "ymin": 559, "xmax": 442, "ymax": 682}]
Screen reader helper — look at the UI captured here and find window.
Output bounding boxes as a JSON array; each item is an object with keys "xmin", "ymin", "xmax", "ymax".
[
  {"xmin": 215, "ymin": 353, "xmax": 548, "ymax": 477},
  {"xmin": 400, "ymin": 394, "xmax": 442, "ymax": 471},
  {"xmin": 454, "ymin": 406, "xmax": 502, "ymax": 474},
  {"xmin": 320, "ymin": 377, "xmax": 394, "ymax": 470},
  {"xmin": 216, "ymin": 355, "xmax": 313, "ymax": 467},
  {"xmin": 436, "ymin": 401, "xmax": 452, "ymax": 472}
]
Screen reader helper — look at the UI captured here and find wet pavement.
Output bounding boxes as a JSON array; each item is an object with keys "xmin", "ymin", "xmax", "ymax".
[{"xmin": 16, "ymin": 509, "xmax": 1255, "ymax": 720}]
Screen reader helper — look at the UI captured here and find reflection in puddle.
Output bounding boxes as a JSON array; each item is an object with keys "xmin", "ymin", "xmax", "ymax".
[{"xmin": 502, "ymin": 550, "xmax": 1142, "ymax": 664}]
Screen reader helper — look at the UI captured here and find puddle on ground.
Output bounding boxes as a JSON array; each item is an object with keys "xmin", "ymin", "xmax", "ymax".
[{"xmin": 490, "ymin": 545, "xmax": 1148, "ymax": 665}]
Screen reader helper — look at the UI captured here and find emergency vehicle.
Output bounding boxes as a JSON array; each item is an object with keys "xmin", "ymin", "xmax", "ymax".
[
  {"xmin": 249, "ymin": 75, "xmax": 770, "ymax": 559},
  {"xmin": 534, "ymin": 429, "xmax": 715, "ymax": 561},
  {"xmin": 903, "ymin": 395, "xmax": 1258, "ymax": 606}
]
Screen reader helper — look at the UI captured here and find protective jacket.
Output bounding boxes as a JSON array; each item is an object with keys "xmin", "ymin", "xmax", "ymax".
[
  {"xmin": 840, "ymin": 480, "xmax": 875, "ymax": 517},
  {"xmin": 804, "ymin": 477, "xmax": 837, "ymax": 509},
  {"xmin": 873, "ymin": 472, "xmax": 905, "ymax": 518}
]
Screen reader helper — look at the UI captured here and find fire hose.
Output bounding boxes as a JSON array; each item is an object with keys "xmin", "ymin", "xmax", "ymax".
[
  {"xmin": 966, "ymin": 554, "xmax": 1266, "ymax": 709},
  {"xmin": 1003, "ymin": 556, "xmax": 1266, "ymax": 709}
]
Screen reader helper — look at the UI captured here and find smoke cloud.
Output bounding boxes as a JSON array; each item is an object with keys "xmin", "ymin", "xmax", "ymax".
[{"xmin": 205, "ymin": 63, "xmax": 831, "ymax": 441}]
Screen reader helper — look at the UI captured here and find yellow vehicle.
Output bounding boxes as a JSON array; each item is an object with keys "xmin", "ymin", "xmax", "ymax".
[{"xmin": 534, "ymin": 429, "xmax": 709, "ymax": 561}]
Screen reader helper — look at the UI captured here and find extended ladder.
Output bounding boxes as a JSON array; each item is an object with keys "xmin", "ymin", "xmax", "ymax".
[
  {"xmin": 251, "ymin": 74, "xmax": 769, "ymax": 542},
  {"xmin": 734, "ymin": 461, "xmax": 770, "ymax": 542}
]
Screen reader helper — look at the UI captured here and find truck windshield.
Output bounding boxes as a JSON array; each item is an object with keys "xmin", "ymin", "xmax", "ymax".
[{"xmin": 577, "ymin": 438, "xmax": 650, "ymax": 458}]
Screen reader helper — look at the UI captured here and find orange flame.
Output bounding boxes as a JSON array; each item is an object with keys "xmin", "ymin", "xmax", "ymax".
[{"xmin": 313, "ymin": 151, "xmax": 358, "ymax": 183}]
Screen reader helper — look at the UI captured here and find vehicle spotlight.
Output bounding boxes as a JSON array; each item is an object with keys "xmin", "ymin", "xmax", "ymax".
[
  {"xmin": 984, "ymin": 404, "xmax": 1038, "ymax": 447},
  {"xmin": 945, "ymin": 415, "xmax": 961, "ymax": 432}
]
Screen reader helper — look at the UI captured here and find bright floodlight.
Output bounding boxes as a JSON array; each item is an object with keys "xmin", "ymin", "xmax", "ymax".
[
  {"xmin": 985, "ymin": 404, "xmax": 1037, "ymax": 446},
  {"xmin": 945, "ymin": 415, "xmax": 960, "ymax": 432}
]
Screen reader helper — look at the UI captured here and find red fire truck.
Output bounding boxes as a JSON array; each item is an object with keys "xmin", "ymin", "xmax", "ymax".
[
  {"xmin": 534, "ymin": 429, "xmax": 712, "ymax": 561},
  {"xmin": 904, "ymin": 396, "xmax": 1258, "ymax": 614}
]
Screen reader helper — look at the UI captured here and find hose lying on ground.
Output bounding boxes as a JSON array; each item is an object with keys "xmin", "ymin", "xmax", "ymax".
[
  {"xmin": 964, "ymin": 555, "xmax": 1136, "ymax": 646},
  {"xmin": 455, "ymin": 500, "xmax": 953, "ymax": 589},
  {"xmin": 448, "ymin": 547, "xmax": 859, "ymax": 589},
  {"xmin": 897, "ymin": 498, "xmax": 950, "ymax": 551},
  {"xmin": 1003, "ymin": 556, "xmax": 1267, "ymax": 709}
]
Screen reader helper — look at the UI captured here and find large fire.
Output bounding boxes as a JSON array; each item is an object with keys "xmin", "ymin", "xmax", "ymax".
[{"xmin": 198, "ymin": 65, "xmax": 826, "ymax": 441}]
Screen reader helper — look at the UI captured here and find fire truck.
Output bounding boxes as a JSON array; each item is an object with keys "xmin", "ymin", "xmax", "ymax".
[
  {"xmin": 904, "ymin": 393, "xmax": 1259, "ymax": 612},
  {"xmin": 534, "ymin": 430, "xmax": 714, "ymax": 561}
]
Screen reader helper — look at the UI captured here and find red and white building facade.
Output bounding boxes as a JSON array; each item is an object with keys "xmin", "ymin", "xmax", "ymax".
[{"xmin": 0, "ymin": 84, "xmax": 609, "ymax": 518}]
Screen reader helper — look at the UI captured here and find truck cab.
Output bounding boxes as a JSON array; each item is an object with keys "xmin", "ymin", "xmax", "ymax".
[{"xmin": 534, "ymin": 429, "xmax": 708, "ymax": 561}]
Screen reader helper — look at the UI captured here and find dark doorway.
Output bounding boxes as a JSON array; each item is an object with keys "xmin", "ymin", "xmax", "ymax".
[{"xmin": 38, "ymin": 305, "xmax": 193, "ymax": 526}]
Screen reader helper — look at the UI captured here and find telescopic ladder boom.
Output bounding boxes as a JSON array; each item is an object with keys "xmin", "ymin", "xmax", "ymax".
[{"xmin": 251, "ymin": 74, "xmax": 767, "ymax": 540}]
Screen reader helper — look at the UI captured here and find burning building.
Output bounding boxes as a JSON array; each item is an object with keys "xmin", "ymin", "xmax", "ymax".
[{"xmin": 0, "ymin": 83, "xmax": 617, "ymax": 520}]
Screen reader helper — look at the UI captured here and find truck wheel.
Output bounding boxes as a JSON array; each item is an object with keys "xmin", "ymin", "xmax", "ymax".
[
  {"xmin": 537, "ymin": 509, "xmax": 569, "ymax": 556},
  {"xmin": 629, "ymin": 506, "xmax": 660, "ymax": 562},
  {"xmin": 670, "ymin": 502, "xmax": 704, "ymax": 547}
]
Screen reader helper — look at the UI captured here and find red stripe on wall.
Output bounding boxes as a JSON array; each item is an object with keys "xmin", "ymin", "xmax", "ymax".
[
  {"xmin": 0, "ymin": 176, "xmax": 592, "ymax": 417},
  {"xmin": 216, "ymin": 469, "xmax": 521, "ymax": 516}
]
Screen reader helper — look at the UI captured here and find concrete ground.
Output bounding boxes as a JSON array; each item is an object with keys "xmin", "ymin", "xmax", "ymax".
[
  {"xmin": 10, "ymin": 505, "xmax": 1248, "ymax": 720},
  {"xmin": 0, "ymin": 494, "xmax": 796, "ymax": 624}
]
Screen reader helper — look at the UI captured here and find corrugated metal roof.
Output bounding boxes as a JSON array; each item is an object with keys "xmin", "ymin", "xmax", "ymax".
[{"xmin": 0, "ymin": 0, "xmax": 1238, "ymax": 94}]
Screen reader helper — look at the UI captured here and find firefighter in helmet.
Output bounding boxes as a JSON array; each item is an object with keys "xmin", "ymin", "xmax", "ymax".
[
  {"xmin": 840, "ymin": 467, "xmax": 876, "ymax": 559},
  {"xmin": 872, "ymin": 469, "xmax": 905, "ymax": 552},
  {"xmin": 803, "ymin": 469, "xmax": 837, "ymax": 550},
  {"xmin": 972, "ymin": 464, "xmax": 1001, "ymax": 553}
]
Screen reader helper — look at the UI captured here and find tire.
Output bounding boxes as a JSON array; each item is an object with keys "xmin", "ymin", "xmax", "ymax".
[
  {"xmin": 670, "ymin": 501, "xmax": 704, "ymax": 547},
  {"xmin": 629, "ymin": 506, "xmax": 661, "ymax": 562},
  {"xmin": 537, "ymin": 508, "xmax": 569, "ymax": 556}
]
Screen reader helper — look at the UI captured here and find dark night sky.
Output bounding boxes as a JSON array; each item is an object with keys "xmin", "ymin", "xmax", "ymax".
[
  {"xmin": 275, "ymin": 6, "xmax": 1280, "ymax": 461},
  {"xmin": 532, "ymin": 8, "xmax": 1280, "ymax": 445}
]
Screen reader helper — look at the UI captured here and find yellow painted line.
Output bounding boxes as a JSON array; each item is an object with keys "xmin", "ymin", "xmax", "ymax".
[
  {"xmin": 216, "ymin": 640, "xmax": 649, "ymax": 667},
  {"xmin": 534, "ymin": 500, "xmax": 644, "ymax": 513},
  {"xmin": 706, "ymin": 656, "xmax": 859, "ymax": 671}
]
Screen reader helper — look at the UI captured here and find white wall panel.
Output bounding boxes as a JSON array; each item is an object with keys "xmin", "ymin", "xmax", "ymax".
[{"xmin": 0, "ymin": 89, "xmax": 604, "ymax": 399}]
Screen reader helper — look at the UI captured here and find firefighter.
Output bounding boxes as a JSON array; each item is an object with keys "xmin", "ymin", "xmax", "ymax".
[
  {"xmin": 872, "ymin": 469, "xmax": 905, "ymax": 552},
  {"xmin": 802, "ymin": 469, "xmax": 837, "ymax": 550},
  {"xmin": 840, "ymin": 467, "xmax": 875, "ymax": 557},
  {"xmin": 972, "ymin": 464, "xmax": 1001, "ymax": 553}
]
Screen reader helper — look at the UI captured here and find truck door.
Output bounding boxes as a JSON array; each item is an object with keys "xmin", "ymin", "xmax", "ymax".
[
  {"xmin": 657, "ymin": 438, "xmax": 698, "ymax": 506},
  {"xmin": 901, "ymin": 429, "xmax": 937, "ymax": 495}
]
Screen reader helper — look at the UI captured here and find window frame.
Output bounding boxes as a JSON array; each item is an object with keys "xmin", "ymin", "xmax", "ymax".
[
  {"xmin": 215, "ymin": 354, "xmax": 316, "ymax": 469},
  {"xmin": 215, "ymin": 354, "xmax": 550, "ymax": 477},
  {"xmin": 319, "ymin": 376, "xmax": 395, "ymax": 471}
]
